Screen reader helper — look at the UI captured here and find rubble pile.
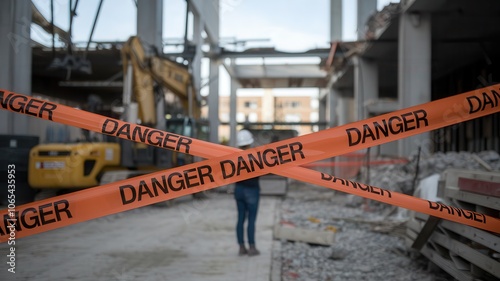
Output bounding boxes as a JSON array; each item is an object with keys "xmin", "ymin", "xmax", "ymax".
[
  {"xmin": 279, "ymin": 183, "xmax": 446, "ymax": 281},
  {"xmin": 278, "ymin": 150, "xmax": 499, "ymax": 280},
  {"xmin": 366, "ymin": 150, "xmax": 500, "ymax": 195}
]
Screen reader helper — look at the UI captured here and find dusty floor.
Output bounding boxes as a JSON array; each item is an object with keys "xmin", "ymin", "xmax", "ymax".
[
  {"xmin": 1, "ymin": 178, "xmax": 458, "ymax": 281},
  {"xmin": 0, "ymin": 193, "xmax": 278, "ymax": 281}
]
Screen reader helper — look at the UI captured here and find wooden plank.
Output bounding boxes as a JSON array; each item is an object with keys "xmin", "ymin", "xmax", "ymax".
[
  {"xmin": 411, "ymin": 216, "xmax": 441, "ymax": 250},
  {"xmin": 431, "ymin": 232, "xmax": 500, "ymax": 278},
  {"xmin": 458, "ymin": 177, "xmax": 500, "ymax": 197},
  {"xmin": 414, "ymin": 211, "xmax": 429, "ymax": 221},
  {"xmin": 420, "ymin": 246, "xmax": 474, "ymax": 281},
  {"xmin": 406, "ymin": 227, "xmax": 418, "ymax": 241},
  {"xmin": 449, "ymin": 254, "xmax": 471, "ymax": 271},
  {"xmin": 405, "ymin": 237, "xmax": 414, "ymax": 248},
  {"xmin": 445, "ymin": 169, "xmax": 500, "ymax": 189},
  {"xmin": 406, "ymin": 217, "xmax": 424, "ymax": 233},
  {"xmin": 441, "ymin": 220, "xmax": 500, "ymax": 253},
  {"xmin": 444, "ymin": 187, "xmax": 500, "ymax": 211}
]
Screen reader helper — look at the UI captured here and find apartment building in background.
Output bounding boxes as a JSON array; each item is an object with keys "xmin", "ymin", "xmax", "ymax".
[{"xmin": 216, "ymin": 89, "xmax": 319, "ymax": 144}]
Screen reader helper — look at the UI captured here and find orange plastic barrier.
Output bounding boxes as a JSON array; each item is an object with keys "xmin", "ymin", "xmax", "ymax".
[{"xmin": 1, "ymin": 84, "xmax": 499, "ymax": 241}]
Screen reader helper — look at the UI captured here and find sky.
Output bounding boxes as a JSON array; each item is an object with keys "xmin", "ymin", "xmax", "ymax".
[
  {"xmin": 31, "ymin": 0, "xmax": 398, "ymax": 96},
  {"xmin": 32, "ymin": 0, "xmax": 398, "ymax": 49}
]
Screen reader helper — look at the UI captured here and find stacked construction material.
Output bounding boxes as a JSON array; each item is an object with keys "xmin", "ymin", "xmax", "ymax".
[{"xmin": 406, "ymin": 169, "xmax": 500, "ymax": 281}]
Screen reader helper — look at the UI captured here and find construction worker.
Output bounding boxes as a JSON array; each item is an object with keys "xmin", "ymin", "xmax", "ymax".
[{"xmin": 234, "ymin": 129, "xmax": 261, "ymax": 256}]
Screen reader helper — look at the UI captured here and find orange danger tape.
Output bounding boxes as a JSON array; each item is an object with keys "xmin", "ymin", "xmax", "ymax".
[
  {"xmin": 1, "ymin": 85, "xmax": 499, "ymax": 241},
  {"xmin": 302, "ymin": 158, "xmax": 409, "ymax": 167}
]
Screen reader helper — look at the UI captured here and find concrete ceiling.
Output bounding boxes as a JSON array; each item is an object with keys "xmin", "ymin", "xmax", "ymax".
[
  {"xmin": 363, "ymin": 0, "xmax": 500, "ymax": 85},
  {"xmin": 226, "ymin": 63, "xmax": 328, "ymax": 88},
  {"xmin": 335, "ymin": 0, "xmax": 500, "ymax": 93}
]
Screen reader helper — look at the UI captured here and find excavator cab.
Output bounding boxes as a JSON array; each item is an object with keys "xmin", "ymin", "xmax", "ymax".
[{"xmin": 166, "ymin": 116, "xmax": 209, "ymax": 167}]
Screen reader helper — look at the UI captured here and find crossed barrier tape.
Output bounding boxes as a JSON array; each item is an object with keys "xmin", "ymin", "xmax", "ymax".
[
  {"xmin": 1, "ymin": 84, "xmax": 499, "ymax": 242},
  {"xmin": 303, "ymin": 158, "xmax": 409, "ymax": 167}
]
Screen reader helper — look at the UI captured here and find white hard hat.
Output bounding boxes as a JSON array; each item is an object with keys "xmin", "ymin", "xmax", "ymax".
[{"xmin": 237, "ymin": 129, "xmax": 254, "ymax": 147}]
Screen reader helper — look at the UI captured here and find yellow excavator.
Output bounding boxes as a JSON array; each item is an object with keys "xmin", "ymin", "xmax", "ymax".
[{"xmin": 28, "ymin": 36, "xmax": 208, "ymax": 194}]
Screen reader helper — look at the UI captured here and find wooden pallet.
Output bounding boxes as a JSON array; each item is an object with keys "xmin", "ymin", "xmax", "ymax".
[{"xmin": 406, "ymin": 169, "xmax": 500, "ymax": 281}]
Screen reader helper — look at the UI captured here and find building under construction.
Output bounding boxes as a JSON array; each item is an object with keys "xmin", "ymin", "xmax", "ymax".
[{"xmin": 0, "ymin": 0, "xmax": 499, "ymax": 280}]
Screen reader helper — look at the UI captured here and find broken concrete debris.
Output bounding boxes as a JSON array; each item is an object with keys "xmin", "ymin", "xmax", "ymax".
[{"xmin": 278, "ymin": 150, "xmax": 499, "ymax": 280}]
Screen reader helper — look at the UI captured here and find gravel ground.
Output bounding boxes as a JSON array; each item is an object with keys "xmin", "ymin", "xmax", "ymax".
[
  {"xmin": 277, "ymin": 150, "xmax": 500, "ymax": 281},
  {"xmin": 278, "ymin": 181, "xmax": 451, "ymax": 281}
]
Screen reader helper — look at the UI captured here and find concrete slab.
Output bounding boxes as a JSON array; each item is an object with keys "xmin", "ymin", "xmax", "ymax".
[
  {"xmin": 0, "ymin": 193, "xmax": 278, "ymax": 281},
  {"xmin": 273, "ymin": 225, "xmax": 335, "ymax": 246}
]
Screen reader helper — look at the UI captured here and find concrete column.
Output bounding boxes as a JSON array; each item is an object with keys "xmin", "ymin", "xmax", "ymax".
[
  {"xmin": 357, "ymin": 0, "xmax": 377, "ymax": 39},
  {"xmin": 137, "ymin": 0, "xmax": 163, "ymax": 130},
  {"xmin": 0, "ymin": 0, "xmax": 31, "ymax": 135},
  {"xmin": 330, "ymin": 0, "xmax": 342, "ymax": 41},
  {"xmin": 208, "ymin": 58, "xmax": 220, "ymax": 143},
  {"xmin": 329, "ymin": 0, "xmax": 342, "ymax": 129},
  {"xmin": 328, "ymin": 88, "xmax": 340, "ymax": 128},
  {"xmin": 229, "ymin": 61, "xmax": 238, "ymax": 147},
  {"xmin": 192, "ymin": 9, "xmax": 203, "ymax": 95},
  {"xmin": 207, "ymin": 0, "xmax": 220, "ymax": 144},
  {"xmin": 137, "ymin": 0, "xmax": 163, "ymax": 51},
  {"xmin": 353, "ymin": 56, "xmax": 378, "ymax": 121},
  {"xmin": 262, "ymin": 89, "xmax": 274, "ymax": 123},
  {"xmin": 398, "ymin": 11, "xmax": 431, "ymax": 157},
  {"xmin": 318, "ymin": 89, "xmax": 327, "ymax": 130},
  {"xmin": 337, "ymin": 96, "xmax": 354, "ymax": 126}
]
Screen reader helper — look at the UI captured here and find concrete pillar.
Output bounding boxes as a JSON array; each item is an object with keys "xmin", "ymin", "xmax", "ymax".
[
  {"xmin": 137, "ymin": 0, "xmax": 163, "ymax": 51},
  {"xmin": 337, "ymin": 96, "xmax": 354, "ymax": 126},
  {"xmin": 357, "ymin": 0, "xmax": 377, "ymax": 39},
  {"xmin": 328, "ymin": 0, "xmax": 342, "ymax": 130},
  {"xmin": 137, "ymin": 0, "xmax": 163, "ymax": 129},
  {"xmin": 229, "ymin": 63, "xmax": 238, "ymax": 147},
  {"xmin": 328, "ymin": 88, "xmax": 340, "ymax": 128},
  {"xmin": 208, "ymin": 58, "xmax": 220, "ymax": 143},
  {"xmin": 353, "ymin": 56, "xmax": 378, "ymax": 121},
  {"xmin": 0, "ymin": 0, "xmax": 31, "ymax": 135},
  {"xmin": 192, "ymin": 9, "xmax": 203, "ymax": 94},
  {"xmin": 398, "ymin": 11, "xmax": 431, "ymax": 157},
  {"xmin": 262, "ymin": 89, "xmax": 274, "ymax": 123},
  {"xmin": 318, "ymin": 89, "xmax": 327, "ymax": 130},
  {"xmin": 330, "ymin": 0, "xmax": 342, "ymax": 41},
  {"xmin": 207, "ymin": 0, "xmax": 220, "ymax": 144}
]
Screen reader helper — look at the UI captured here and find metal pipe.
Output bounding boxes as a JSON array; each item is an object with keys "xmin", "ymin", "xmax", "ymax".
[
  {"xmin": 68, "ymin": 0, "xmax": 73, "ymax": 54},
  {"xmin": 184, "ymin": 0, "xmax": 190, "ymax": 52},
  {"xmin": 51, "ymin": 0, "xmax": 55, "ymax": 58},
  {"xmin": 84, "ymin": 0, "xmax": 105, "ymax": 57}
]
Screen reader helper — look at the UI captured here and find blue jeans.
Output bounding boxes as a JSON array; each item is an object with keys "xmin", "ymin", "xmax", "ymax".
[{"xmin": 234, "ymin": 185, "xmax": 260, "ymax": 245}]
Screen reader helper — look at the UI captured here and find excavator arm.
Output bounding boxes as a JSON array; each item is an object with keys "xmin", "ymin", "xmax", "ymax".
[{"xmin": 120, "ymin": 36, "xmax": 199, "ymax": 125}]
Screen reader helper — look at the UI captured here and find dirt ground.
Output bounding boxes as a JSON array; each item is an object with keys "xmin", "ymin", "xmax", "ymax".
[{"xmin": 0, "ymin": 193, "xmax": 278, "ymax": 281}]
